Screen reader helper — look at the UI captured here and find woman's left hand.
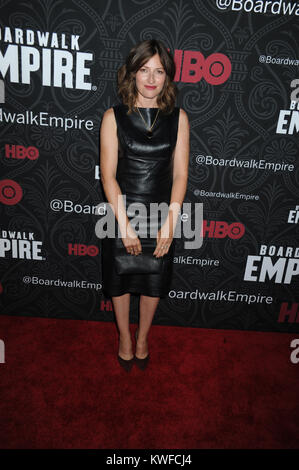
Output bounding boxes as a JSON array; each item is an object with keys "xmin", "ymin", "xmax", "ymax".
[{"xmin": 153, "ymin": 223, "xmax": 174, "ymax": 258}]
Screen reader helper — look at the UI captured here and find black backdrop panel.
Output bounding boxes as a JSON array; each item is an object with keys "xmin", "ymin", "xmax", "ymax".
[{"xmin": 0, "ymin": 0, "xmax": 298, "ymax": 333}]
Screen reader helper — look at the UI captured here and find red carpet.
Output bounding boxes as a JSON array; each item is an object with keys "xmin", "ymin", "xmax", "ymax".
[{"xmin": 0, "ymin": 315, "xmax": 298, "ymax": 449}]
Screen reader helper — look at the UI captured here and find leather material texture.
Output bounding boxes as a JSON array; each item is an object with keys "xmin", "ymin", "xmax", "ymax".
[
  {"xmin": 101, "ymin": 103, "xmax": 180, "ymax": 298},
  {"xmin": 114, "ymin": 249, "xmax": 164, "ymax": 275}
]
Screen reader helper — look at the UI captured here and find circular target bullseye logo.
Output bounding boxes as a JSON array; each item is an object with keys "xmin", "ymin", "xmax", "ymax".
[
  {"xmin": 0, "ymin": 179, "xmax": 23, "ymax": 205},
  {"xmin": 203, "ymin": 53, "xmax": 231, "ymax": 85}
]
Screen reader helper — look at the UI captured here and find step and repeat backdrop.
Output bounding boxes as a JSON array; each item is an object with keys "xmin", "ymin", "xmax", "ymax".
[{"xmin": 0, "ymin": 0, "xmax": 298, "ymax": 332}]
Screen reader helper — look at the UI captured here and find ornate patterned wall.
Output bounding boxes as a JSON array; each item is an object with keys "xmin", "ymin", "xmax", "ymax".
[{"xmin": 0, "ymin": 0, "xmax": 298, "ymax": 333}]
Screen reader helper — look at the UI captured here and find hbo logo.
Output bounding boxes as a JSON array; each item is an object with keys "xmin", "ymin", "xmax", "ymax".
[
  {"xmin": 68, "ymin": 244, "xmax": 99, "ymax": 257},
  {"xmin": 5, "ymin": 144, "xmax": 39, "ymax": 160}
]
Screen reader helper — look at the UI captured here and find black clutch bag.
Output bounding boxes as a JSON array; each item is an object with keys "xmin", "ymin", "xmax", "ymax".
[{"xmin": 114, "ymin": 243, "xmax": 164, "ymax": 275}]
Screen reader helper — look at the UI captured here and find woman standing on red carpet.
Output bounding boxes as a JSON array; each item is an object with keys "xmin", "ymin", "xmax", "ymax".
[{"xmin": 100, "ymin": 39, "xmax": 189, "ymax": 371}]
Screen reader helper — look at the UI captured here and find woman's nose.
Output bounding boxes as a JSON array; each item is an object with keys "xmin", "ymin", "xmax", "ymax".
[{"xmin": 148, "ymin": 72, "xmax": 155, "ymax": 83}]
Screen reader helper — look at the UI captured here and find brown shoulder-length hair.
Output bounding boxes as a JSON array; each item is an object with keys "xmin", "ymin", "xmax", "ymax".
[{"xmin": 117, "ymin": 39, "xmax": 177, "ymax": 114}]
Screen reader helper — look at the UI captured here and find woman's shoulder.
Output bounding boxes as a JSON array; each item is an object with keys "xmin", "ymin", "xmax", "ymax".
[
  {"xmin": 109, "ymin": 103, "xmax": 129, "ymax": 120},
  {"xmin": 101, "ymin": 107, "xmax": 119, "ymax": 132},
  {"xmin": 175, "ymin": 106, "xmax": 187, "ymax": 117},
  {"xmin": 101, "ymin": 108, "xmax": 115, "ymax": 128},
  {"xmin": 103, "ymin": 103, "xmax": 125, "ymax": 116},
  {"xmin": 103, "ymin": 107, "xmax": 114, "ymax": 117},
  {"xmin": 101, "ymin": 104, "xmax": 129, "ymax": 131},
  {"xmin": 102, "ymin": 104, "xmax": 125, "ymax": 122},
  {"xmin": 169, "ymin": 107, "xmax": 189, "ymax": 127},
  {"xmin": 170, "ymin": 106, "xmax": 187, "ymax": 116},
  {"xmin": 177, "ymin": 107, "xmax": 189, "ymax": 125}
]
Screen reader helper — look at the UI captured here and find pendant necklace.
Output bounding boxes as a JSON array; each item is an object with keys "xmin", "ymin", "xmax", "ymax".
[{"xmin": 135, "ymin": 107, "xmax": 160, "ymax": 139}]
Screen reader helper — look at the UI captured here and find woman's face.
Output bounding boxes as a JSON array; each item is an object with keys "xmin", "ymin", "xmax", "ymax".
[{"xmin": 135, "ymin": 54, "xmax": 166, "ymax": 104}]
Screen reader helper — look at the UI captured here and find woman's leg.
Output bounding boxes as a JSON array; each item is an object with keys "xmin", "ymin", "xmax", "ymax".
[
  {"xmin": 112, "ymin": 293, "xmax": 133, "ymax": 360},
  {"xmin": 136, "ymin": 295, "xmax": 160, "ymax": 359}
]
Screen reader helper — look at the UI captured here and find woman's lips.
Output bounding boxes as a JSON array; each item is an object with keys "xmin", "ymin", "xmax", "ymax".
[{"xmin": 144, "ymin": 85, "xmax": 157, "ymax": 89}]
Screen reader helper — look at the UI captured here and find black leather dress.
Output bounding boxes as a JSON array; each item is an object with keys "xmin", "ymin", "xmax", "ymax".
[{"xmin": 101, "ymin": 103, "xmax": 180, "ymax": 298}]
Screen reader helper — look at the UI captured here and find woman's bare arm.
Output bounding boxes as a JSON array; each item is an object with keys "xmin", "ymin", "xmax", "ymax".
[
  {"xmin": 169, "ymin": 108, "xmax": 190, "ymax": 221},
  {"xmin": 100, "ymin": 108, "xmax": 142, "ymax": 254},
  {"xmin": 154, "ymin": 108, "xmax": 190, "ymax": 257}
]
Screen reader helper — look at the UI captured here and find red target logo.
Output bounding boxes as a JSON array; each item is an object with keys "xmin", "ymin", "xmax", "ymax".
[{"xmin": 0, "ymin": 179, "xmax": 23, "ymax": 205}]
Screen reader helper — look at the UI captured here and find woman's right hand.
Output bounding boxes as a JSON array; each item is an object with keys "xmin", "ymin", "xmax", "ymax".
[{"xmin": 121, "ymin": 224, "xmax": 142, "ymax": 256}]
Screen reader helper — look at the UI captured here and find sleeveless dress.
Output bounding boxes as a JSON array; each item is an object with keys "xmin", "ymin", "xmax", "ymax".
[{"xmin": 101, "ymin": 103, "xmax": 180, "ymax": 298}]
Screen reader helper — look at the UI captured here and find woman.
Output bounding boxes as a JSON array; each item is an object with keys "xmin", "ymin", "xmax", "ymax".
[{"xmin": 100, "ymin": 39, "xmax": 189, "ymax": 371}]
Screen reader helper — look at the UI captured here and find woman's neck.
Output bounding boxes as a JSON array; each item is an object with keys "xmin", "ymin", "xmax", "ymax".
[{"xmin": 135, "ymin": 98, "xmax": 159, "ymax": 108}]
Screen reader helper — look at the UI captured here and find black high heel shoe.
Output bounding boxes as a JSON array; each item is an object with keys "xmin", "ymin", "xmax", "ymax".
[
  {"xmin": 117, "ymin": 354, "xmax": 134, "ymax": 372},
  {"xmin": 134, "ymin": 329, "xmax": 150, "ymax": 370},
  {"xmin": 117, "ymin": 334, "xmax": 134, "ymax": 372}
]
